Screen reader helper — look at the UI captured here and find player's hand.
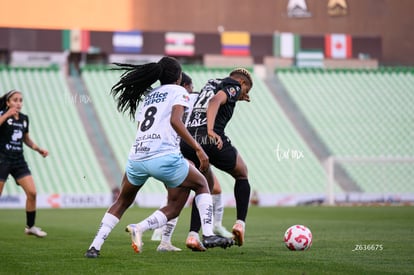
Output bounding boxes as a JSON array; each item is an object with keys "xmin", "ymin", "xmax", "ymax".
[
  {"xmin": 5, "ymin": 106, "xmax": 19, "ymax": 117},
  {"xmin": 38, "ymin": 148, "xmax": 49, "ymax": 158},
  {"xmin": 195, "ymin": 145, "xmax": 209, "ymax": 172},
  {"xmin": 239, "ymin": 93, "xmax": 250, "ymax": 102},
  {"xmin": 207, "ymin": 130, "xmax": 223, "ymax": 150}
]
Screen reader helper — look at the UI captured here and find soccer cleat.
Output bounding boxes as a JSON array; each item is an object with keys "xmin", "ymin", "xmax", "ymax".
[
  {"xmin": 186, "ymin": 234, "xmax": 206, "ymax": 252},
  {"xmin": 232, "ymin": 220, "xmax": 245, "ymax": 246},
  {"xmin": 213, "ymin": 225, "xmax": 233, "ymax": 238},
  {"xmin": 156, "ymin": 242, "xmax": 182, "ymax": 252},
  {"xmin": 202, "ymin": 235, "xmax": 234, "ymax": 249},
  {"xmin": 125, "ymin": 224, "xmax": 143, "ymax": 253},
  {"xmin": 84, "ymin": 247, "xmax": 100, "ymax": 258},
  {"xmin": 25, "ymin": 226, "xmax": 47, "ymax": 238},
  {"xmin": 151, "ymin": 227, "xmax": 163, "ymax": 241}
]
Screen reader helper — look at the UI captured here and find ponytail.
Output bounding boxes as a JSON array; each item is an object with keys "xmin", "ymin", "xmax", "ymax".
[{"xmin": 110, "ymin": 56, "xmax": 182, "ymax": 119}]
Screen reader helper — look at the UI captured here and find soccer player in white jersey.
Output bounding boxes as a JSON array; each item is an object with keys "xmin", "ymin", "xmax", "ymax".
[
  {"xmin": 153, "ymin": 73, "xmax": 233, "ymax": 252},
  {"xmin": 84, "ymin": 57, "xmax": 233, "ymax": 258}
]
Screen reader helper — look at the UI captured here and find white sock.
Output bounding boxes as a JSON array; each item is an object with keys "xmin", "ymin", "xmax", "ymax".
[
  {"xmin": 137, "ymin": 210, "xmax": 168, "ymax": 233},
  {"xmin": 161, "ymin": 217, "xmax": 178, "ymax": 244},
  {"xmin": 188, "ymin": 231, "xmax": 199, "ymax": 239},
  {"xmin": 212, "ymin": 194, "xmax": 224, "ymax": 227},
  {"xmin": 89, "ymin": 213, "xmax": 119, "ymax": 251},
  {"xmin": 194, "ymin": 193, "xmax": 214, "ymax": 236},
  {"xmin": 153, "ymin": 198, "xmax": 168, "ymax": 240}
]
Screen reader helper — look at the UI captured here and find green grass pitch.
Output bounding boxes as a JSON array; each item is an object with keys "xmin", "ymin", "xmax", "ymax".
[{"xmin": 0, "ymin": 206, "xmax": 413, "ymax": 274}]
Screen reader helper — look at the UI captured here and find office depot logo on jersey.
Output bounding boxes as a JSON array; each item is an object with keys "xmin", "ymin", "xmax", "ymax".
[{"xmin": 144, "ymin": 92, "xmax": 168, "ymax": 106}]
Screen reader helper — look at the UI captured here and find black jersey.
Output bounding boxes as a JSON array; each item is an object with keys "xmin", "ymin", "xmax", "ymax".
[
  {"xmin": 0, "ymin": 110, "xmax": 29, "ymax": 158},
  {"xmin": 186, "ymin": 77, "xmax": 241, "ymax": 134}
]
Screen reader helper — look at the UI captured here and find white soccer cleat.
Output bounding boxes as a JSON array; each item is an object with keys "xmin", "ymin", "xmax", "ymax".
[
  {"xmin": 125, "ymin": 224, "xmax": 143, "ymax": 253},
  {"xmin": 156, "ymin": 241, "xmax": 182, "ymax": 252},
  {"xmin": 25, "ymin": 226, "xmax": 47, "ymax": 238},
  {"xmin": 213, "ymin": 225, "xmax": 233, "ymax": 238}
]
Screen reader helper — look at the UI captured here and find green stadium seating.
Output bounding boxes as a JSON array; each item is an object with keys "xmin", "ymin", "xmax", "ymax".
[
  {"xmin": 277, "ymin": 68, "xmax": 414, "ymax": 193},
  {"xmin": 0, "ymin": 67, "xmax": 111, "ymax": 196},
  {"xmin": 8, "ymin": 65, "xmax": 412, "ymax": 204}
]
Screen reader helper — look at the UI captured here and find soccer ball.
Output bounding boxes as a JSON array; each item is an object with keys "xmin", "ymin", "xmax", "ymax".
[{"xmin": 284, "ymin": 225, "xmax": 312, "ymax": 251}]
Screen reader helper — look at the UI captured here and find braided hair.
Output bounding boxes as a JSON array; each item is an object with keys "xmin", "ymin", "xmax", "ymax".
[{"xmin": 111, "ymin": 56, "xmax": 182, "ymax": 119}]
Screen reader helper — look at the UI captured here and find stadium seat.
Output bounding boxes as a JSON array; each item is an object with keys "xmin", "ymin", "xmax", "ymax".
[
  {"xmin": 277, "ymin": 68, "xmax": 414, "ymax": 193},
  {"xmin": 0, "ymin": 66, "xmax": 111, "ymax": 196}
]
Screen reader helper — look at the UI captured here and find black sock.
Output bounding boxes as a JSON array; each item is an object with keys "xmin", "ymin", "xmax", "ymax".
[
  {"xmin": 189, "ymin": 198, "xmax": 201, "ymax": 233},
  {"xmin": 26, "ymin": 211, "xmax": 36, "ymax": 228},
  {"xmin": 234, "ymin": 179, "xmax": 251, "ymax": 221}
]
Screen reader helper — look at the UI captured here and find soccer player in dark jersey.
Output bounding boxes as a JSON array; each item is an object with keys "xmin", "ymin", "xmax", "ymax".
[
  {"xmin": 181, "ymin": 72, "xmax": 233, "ymax": 240},
  {"xmin": 180, "ymin": 68, "xmax": 253, "ymax": 249},
  {"xmin": 153, "ymin": 72, "xmax": 233, "ymax": 252},
  {"xmin": 0, "ymin": 90, "xmax": 49, "ymax": 237}
]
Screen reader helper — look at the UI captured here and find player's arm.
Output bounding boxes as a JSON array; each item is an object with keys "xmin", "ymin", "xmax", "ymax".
[
  {"xmin": 0, "ymin": 107, "xmax": 18, "ymax": 126},
  {"xmin": 170, "ymin": 104, "xmax": 209, "ymax": 172},
  {"xmin": 23, "ymin": 133, "xmax": 48, "ymax": 157},
  {"xmin": 206, "ymin": 90, "xmax": 227, "ymax": 150}
]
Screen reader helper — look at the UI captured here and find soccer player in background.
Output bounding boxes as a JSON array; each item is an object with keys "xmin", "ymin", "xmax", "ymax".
[
  {"xmin": 180, "ymin": 68, "xmax": 253, "ymax": 249},
  {"xmin": 84, "ymin": 57, "xmax": 233, "ymax": 258},
  {"xmin": 0, "ymin": 90, "xmax": 49, "ymax": 237}
]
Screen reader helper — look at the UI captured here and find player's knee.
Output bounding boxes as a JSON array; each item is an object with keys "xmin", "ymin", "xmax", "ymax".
[
  {"xmin": 232, "ymin": 165, "xmax": 248, "ymax": 179},
  {"xmin": 192, "ymin": 180, "xmax": 209, "ymax": 195},
  {"xmin": 26, "ymin": 191, "xmax": 37, "ymax": 201}
]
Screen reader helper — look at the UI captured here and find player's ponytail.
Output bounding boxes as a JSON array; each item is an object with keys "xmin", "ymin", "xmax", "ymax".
[{"xmin": 111, "ymin": 56, "xmax": 182, "ymax": 119}]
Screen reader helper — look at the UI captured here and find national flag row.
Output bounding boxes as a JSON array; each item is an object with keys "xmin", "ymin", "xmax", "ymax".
[
  {"xmin": 63, "ymin": 30, "xmax": 353, "ymax": 59},
  {"xmin": 275, "ymin": 32, "xmax": 352, "ymax": 59}
]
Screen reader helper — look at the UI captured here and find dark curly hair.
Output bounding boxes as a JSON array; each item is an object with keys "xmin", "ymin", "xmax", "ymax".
[{"xmin": 111, "ymin": 56, "xmax": 182, "ymax": 119}]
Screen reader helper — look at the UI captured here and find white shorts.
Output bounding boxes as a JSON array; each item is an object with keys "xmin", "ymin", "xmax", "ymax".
[{"xmin": 125, "ymin": 153, "xmax": 189, "ymax": 188}]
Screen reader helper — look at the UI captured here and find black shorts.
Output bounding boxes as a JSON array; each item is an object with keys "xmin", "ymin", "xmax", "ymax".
[
  {"xmin": 180, "ymin": 130, "xmax": 238, "ymax": 172},
  {"xmin": 0, "ymin": 153, "xmax": 31, "ymax": 182}
]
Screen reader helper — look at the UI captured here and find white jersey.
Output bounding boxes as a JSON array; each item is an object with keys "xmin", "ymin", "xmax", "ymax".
[
  {"xmin": 128, "ymin": 84, "xmax": 190, "ymax": 161},
  {"xmin": 183, "ymin": 93, "xmax": 199, "ymax": 126}
]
